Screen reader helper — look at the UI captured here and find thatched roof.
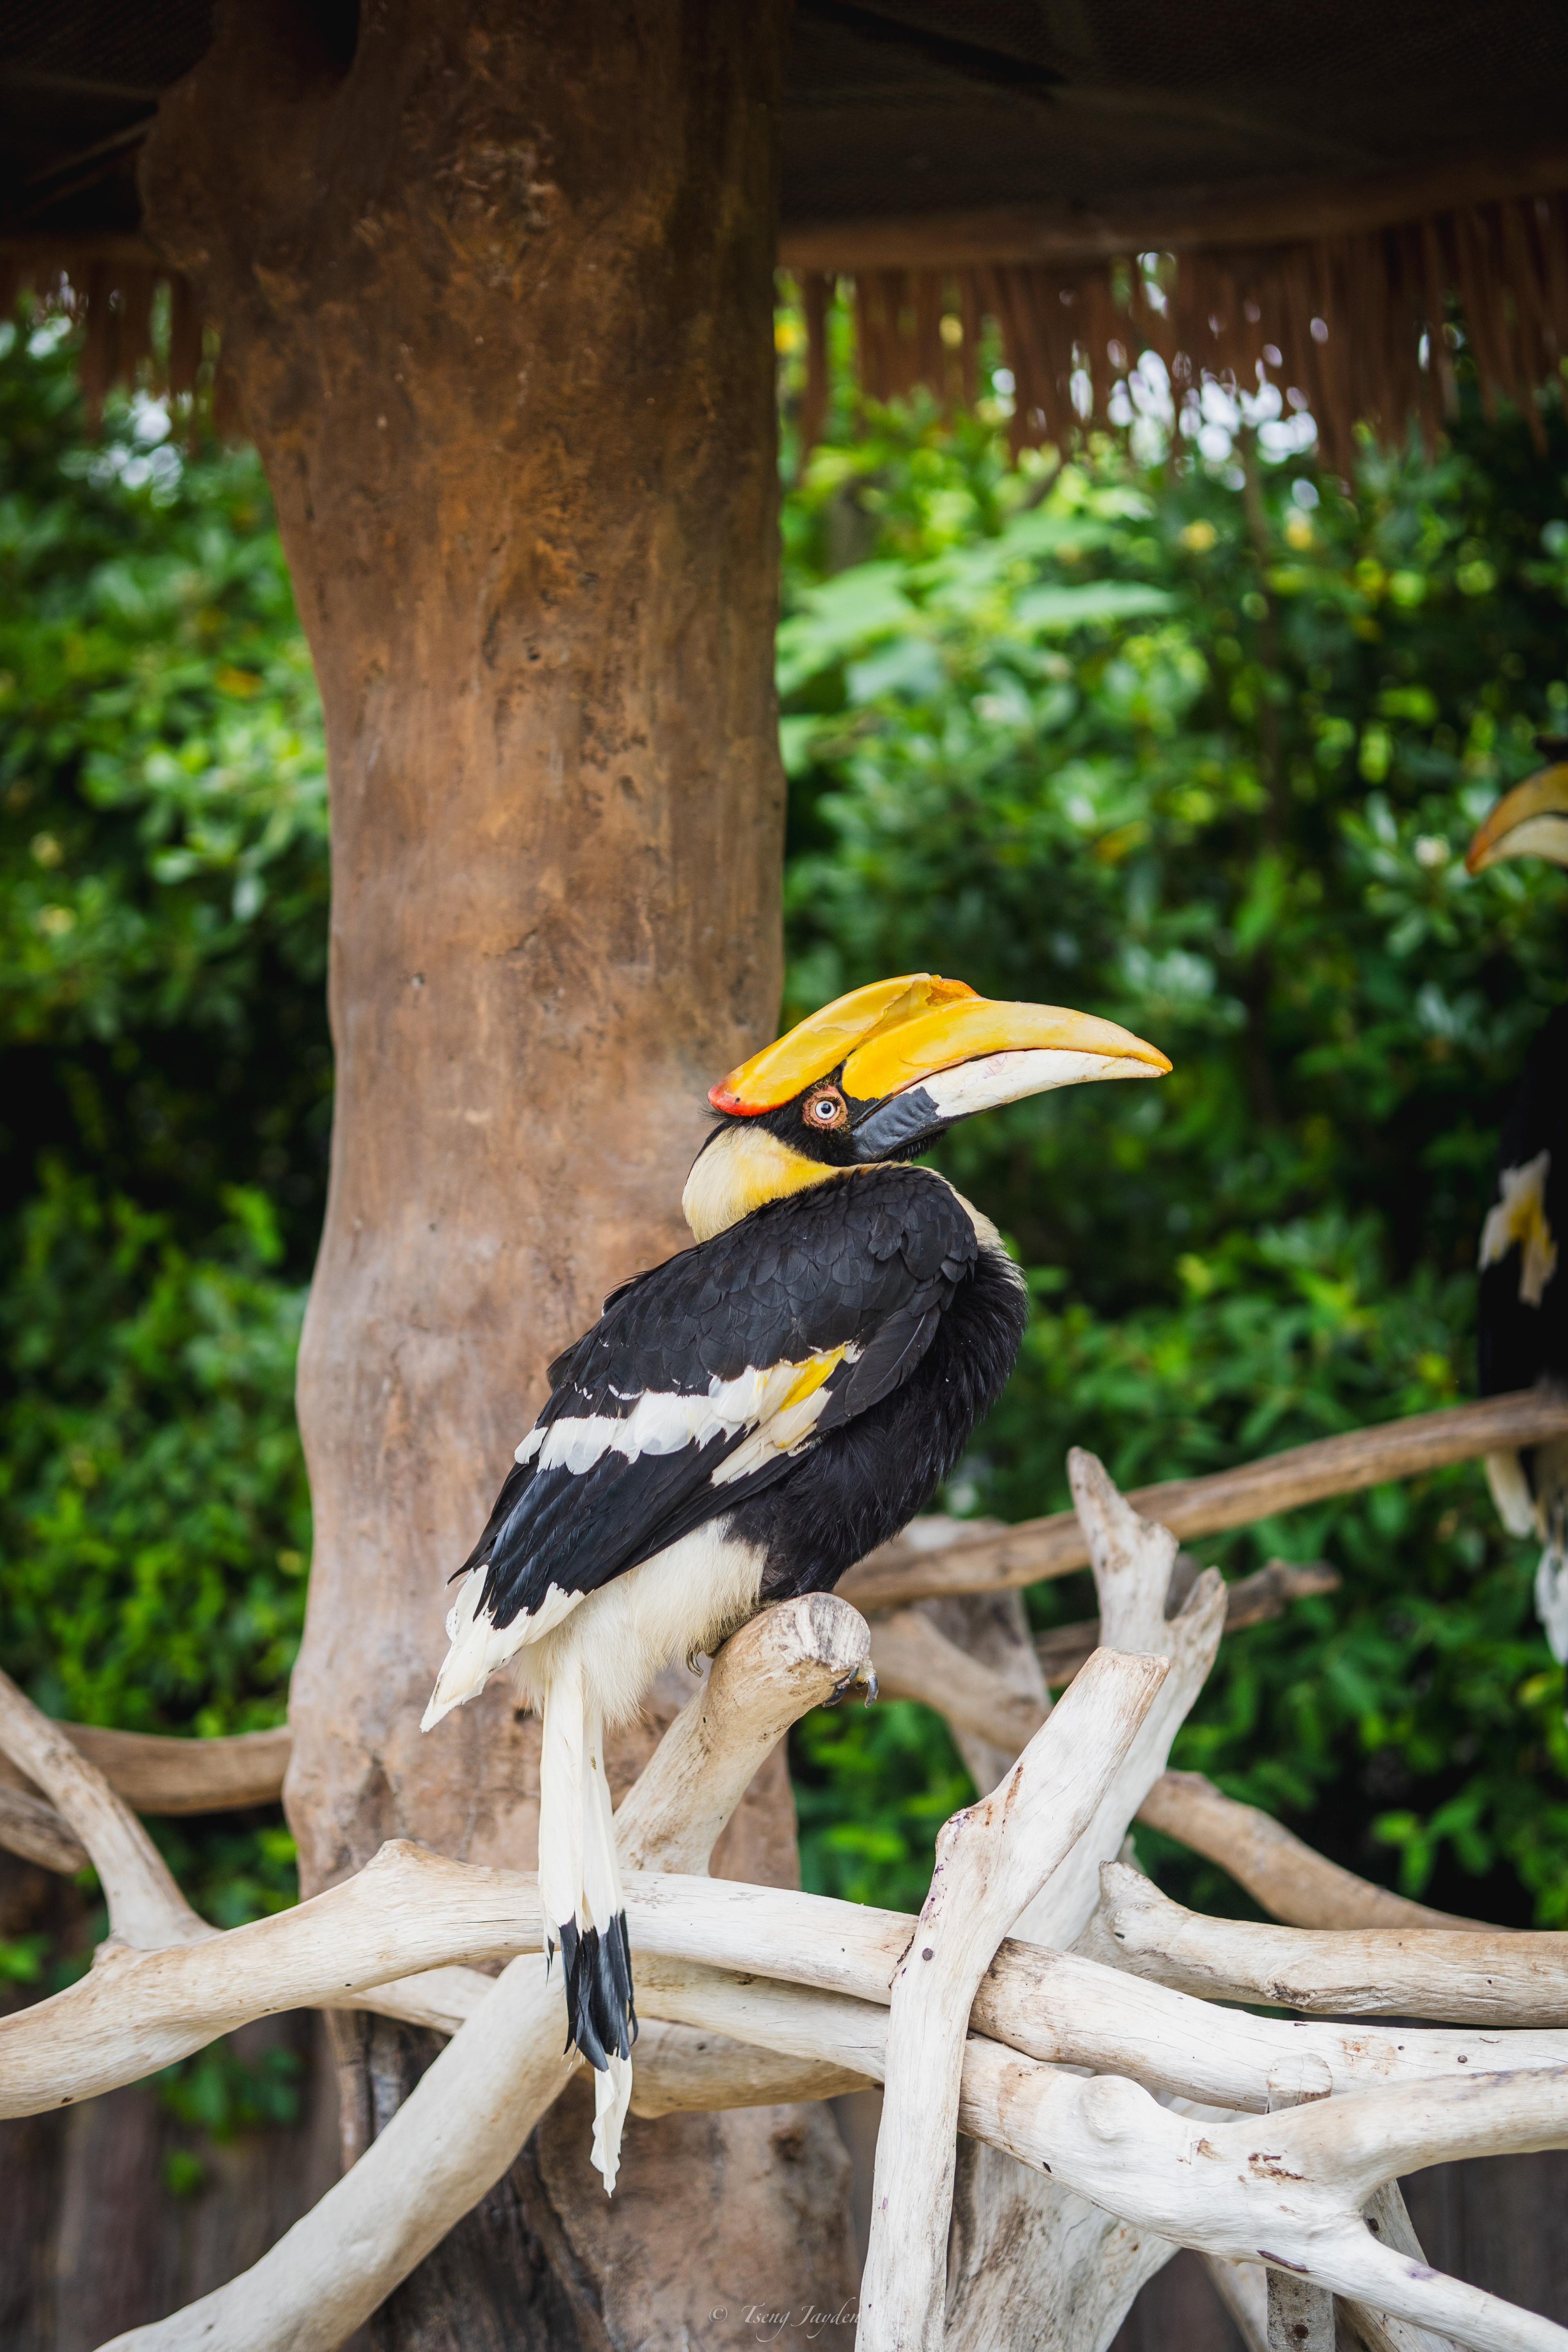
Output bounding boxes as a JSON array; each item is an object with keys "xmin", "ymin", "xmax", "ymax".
[{"xmin": 5, "ymin": 1, "xmax": 1568, "ymax": 456}]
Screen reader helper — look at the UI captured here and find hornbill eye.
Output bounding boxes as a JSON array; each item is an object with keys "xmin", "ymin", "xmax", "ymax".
[{"xmin": 803, "ymin": 1085, "xmax": 849, "ymax": 1130}]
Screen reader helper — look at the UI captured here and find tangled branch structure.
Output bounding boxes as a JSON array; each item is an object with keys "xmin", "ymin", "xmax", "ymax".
[{"xmin": 3, "ymin": 1408, "xmax": 1568, "ymax": 2352}]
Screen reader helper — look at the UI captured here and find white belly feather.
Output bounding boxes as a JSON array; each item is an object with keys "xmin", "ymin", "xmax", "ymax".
[{"xmin": 422, "ymin": 1517, "xmax": 767, "ymax": 1733}]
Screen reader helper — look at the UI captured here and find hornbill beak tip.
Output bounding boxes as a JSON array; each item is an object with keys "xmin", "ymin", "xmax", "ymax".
[
  {"xmin": 1465, "ymin": 764, "xmax": 1568, "ymax": 874},
  {"xmin": 839, "ymin": 998, "xmax": 1170, "ymax": 1147}
]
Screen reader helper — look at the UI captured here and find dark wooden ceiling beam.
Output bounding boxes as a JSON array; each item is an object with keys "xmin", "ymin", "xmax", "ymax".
[{"xmin": 779, "ymin": 144, "xmax": 1568, "ymax": 270}]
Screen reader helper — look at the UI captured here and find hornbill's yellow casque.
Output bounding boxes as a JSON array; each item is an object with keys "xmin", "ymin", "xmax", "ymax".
[
  {"xmin": 1466, "ymin": 757, "xmax": 1568, "ymax": 1659},
  {"xmin": 421, "ymin": 973, "xmax": 1170, "ymax": 2185}
]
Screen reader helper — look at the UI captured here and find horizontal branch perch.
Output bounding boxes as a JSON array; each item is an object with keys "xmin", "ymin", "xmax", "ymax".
[
  {"xmin": 0, "ymin": 1723, "xmax": 1470, "ymax": 1955},
  {"xmin": 13, "ymin": 1834, "xmax": 1567, "ymax": 2125},
  {"xmin": 1086, "ymin": 1864, "xmax": 1568, "ymax": 2022},
  {"xmin": 47, "ymin": 1451, "xmax": 1560, "ymax": 2352},
  {"xmin": 839, "ymin": 1388, "xmax": 1568, "ymax": 1609},
  {"xmin": 11, "ymin": 1828, "xmax": 1567, "ymax": 2352}
]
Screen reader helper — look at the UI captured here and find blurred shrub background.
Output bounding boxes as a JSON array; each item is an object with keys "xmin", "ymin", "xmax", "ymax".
[{"xmin": 3, "ymin": 294, "xmax": 1567, "ymax": 1990}]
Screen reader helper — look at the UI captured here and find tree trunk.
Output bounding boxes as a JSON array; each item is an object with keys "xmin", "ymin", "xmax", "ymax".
[{"xmin": 139, "ymin": 5, "xmax": 855, "ymax": 2341}]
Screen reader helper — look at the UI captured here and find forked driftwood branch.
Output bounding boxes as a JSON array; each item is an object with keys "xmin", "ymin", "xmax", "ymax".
[
  {"xmin": 3, "ymin": 1455, "xmax": 1566, "ymax": 2352},
  {"xmin": 58, "ymin": 1597, "xmax": 876, "ymax": 2352},
  {"xmin": 0, "ymin": 1667, "xmax": 209, "ymax": 1951},
  {"xmin": 11, "ymin": 1855, "xmax": 1566, "ymax": 2125}
]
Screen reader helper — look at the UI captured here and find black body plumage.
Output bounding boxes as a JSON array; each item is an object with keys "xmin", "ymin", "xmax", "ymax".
[
  {"xmin": 731, "ymin": 1232, "xmax": 1025, "ymax": 1599},
  {"xmin": 461, "ymin": 1163, "xmax": 1025, "ymax": 1633}
]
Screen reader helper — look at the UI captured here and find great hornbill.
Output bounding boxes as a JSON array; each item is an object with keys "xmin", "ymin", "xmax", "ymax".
[
  {"xmin": 421, "ymin": 973, "xmax": 1169, "ymax": 2184},
  {"xmin": 1465, "ymin": 756, "xmax": 1568, "ymax": 1659}
]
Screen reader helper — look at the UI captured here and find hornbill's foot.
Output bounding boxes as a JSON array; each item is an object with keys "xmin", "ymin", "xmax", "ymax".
[{"xmin": 825, "ymin": 1659, "xmax": 878, "ymax": 1708}]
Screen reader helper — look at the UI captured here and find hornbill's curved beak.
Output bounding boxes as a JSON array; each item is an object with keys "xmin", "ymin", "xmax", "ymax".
[
  {"xmin": 710, "ymin": 973, "xmax": 1171, "ymax": 1159},
  {"xmin": 1465, "ymin": 764, "xmax": 1568, "ymax": 874}
]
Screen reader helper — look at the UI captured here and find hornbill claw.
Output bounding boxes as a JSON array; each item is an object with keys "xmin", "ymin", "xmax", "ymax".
[{"xmin": 826, "ymin": 1659, "xmax": 878, "ymax": 1708}]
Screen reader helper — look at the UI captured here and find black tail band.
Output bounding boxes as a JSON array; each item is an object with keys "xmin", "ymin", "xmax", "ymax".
[{"xmin": 558, "ymin": 1913, "xmax": 637, "ymax": 2068}]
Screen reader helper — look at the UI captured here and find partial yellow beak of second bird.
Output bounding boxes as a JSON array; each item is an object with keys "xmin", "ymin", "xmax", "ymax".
[{"xmin": 1466, "ymin": 764, "xmax": 1568, "ymax": 874}]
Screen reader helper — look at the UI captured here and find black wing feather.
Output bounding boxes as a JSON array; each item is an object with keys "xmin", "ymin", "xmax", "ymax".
[{"xmin": 465, "ymin": 1167, "xmax": 978, "ymax": 1628}]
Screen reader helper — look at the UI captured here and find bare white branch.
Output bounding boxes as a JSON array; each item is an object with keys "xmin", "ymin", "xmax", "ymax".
[
  {"xmin": 13, "ymin": 1854, "xmax": 1561, "ymax": 2127},
  {"xmin": 955, "ymin": 2050, "xmax": 1568, "ymax": 2352},
  {"xmin": 0, "ymin": 1666, "xmax": 207, "ymax": 1950},
  {"xmin": 856, "ymin": 1563, "xmax": 1461, "ymax": 1940},
  {"xmin": 858, "ymin": 1645, "xmax": 1171, "ymax": 2352},
  {"xmin": 1009, "ymin": 1448, "xmax": 1226, "ymax": 1949},
  {"xmin": 626, "ymin": 2016, "xmax": 868, "ymax": 2116},
  {"xmin": 614, "ymin": 1590, "xmax": 870, "ymax": 1873},
  {"xmin": 871, "ymin": 1604, "xmax": 1049, "ymax": 1757},
  {"xmin": 1087, "ymin": 1863, "xmax": 1568, "ymax": 2024},
  {"xmin": 0, "ymin": 1452, "xmax": 1546, "ymax": 2352},
  {"xmin": 0, "ymin": 1840, "xmax": 542, "ymax": 2114},
  {"xmin": 1342, "ymin": 2180, "xmax": 1468, "ymax": 2352},
  {"xmin": 627, "ymin": 1943, "xmax": 1568, "ymax": 2352},
  {"xmin": 95, "ymin": 1593, "xmax": 875, "ymax": 2352},
  {"xmin": 1035, "ymin": 1557, "xmax": 1340, "ymax": 1689}
]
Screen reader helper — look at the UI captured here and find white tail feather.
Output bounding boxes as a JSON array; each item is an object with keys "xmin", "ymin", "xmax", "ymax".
[
  {"xmin": 581, "ymin": 1697, "xmax": 622, "ymax": 1933},
  {"xmin": 421, "ymin": 1567, "xmax": 584, "ymax": 1731},
  {"xmin": 537, "ymin": 1660, "xmax": 635, "ymax": 2191},
  {"xmin": 538, "ymin": 1654, "xmax": 587, "ymax": 1941},
  {"xmin": 593, "ymin": 2056, "xmax": 634, "ymax": 2193}
]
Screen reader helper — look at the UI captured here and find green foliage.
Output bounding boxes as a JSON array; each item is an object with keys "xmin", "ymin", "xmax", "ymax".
[
  {"xmin": 0, "ymin": 313, "xmax": 332, "ymax": 1266},
  {"xmin": 2, "ymin": 1169, "xmax": 309, "ymax": 1737},
  {"xmin": 0, "ymin": 313, "xmax": 325, "ymax": 1940},
  {"xmin": 794, "ymin": 1697, "xmax": 973, "ymax": 1912},
  {"xmin": 781, "ymin": 355, "xmax": 1568, "ymax": 1925},
  {"xmin": 157, "ymin": 2038, "xmax": 304, "ymax": 2198}
]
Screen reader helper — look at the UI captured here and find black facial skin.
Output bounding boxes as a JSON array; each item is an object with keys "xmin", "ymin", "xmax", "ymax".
[{"xmin": 690, "ymin": 1068, "xmax": 951, "ymax": 1172}]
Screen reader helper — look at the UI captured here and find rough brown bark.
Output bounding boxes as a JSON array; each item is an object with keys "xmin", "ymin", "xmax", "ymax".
[{"xmin": 136, "ymin": 5, "xmax": 855, "ymax": 2343}]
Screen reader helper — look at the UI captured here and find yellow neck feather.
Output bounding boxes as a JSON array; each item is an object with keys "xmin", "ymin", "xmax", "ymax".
[{"xmin": 682, "ymin": 1126, "xmax": 838, "ymax": 1241}]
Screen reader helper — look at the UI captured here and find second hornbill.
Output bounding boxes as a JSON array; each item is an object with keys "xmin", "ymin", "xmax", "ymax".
[
  {"xmin": 1466, "ymin": 756, "xmax": 1568, "ymax": 1662},
  {"xmin": 421, "ymin": 972, "xmax": 1170, "ymax": 2183}
]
